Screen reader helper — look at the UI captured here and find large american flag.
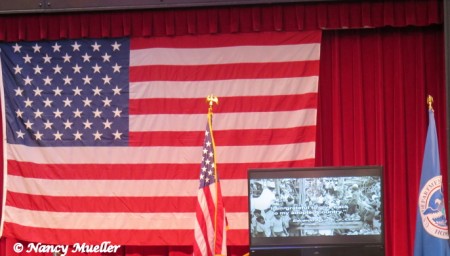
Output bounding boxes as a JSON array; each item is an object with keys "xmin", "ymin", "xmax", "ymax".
[{"xmin": 0, "ymin": 31, "xmax": 321, "ymax": 246}]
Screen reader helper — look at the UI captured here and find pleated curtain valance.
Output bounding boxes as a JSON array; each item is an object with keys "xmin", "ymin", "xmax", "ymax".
[{"xmin": 0, "ymin": 0, "xmax": 442, "ymax": 42}]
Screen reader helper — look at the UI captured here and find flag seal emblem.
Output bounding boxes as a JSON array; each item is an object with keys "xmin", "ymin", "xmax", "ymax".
[{"xmin": 418, "ymin": 175, "xmax": 449, "ymax": 239}]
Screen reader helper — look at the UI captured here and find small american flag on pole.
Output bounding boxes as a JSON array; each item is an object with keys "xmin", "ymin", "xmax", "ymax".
[{"xmin": 194, "ymin": 96, "xmax": 227, "ymax": 256}]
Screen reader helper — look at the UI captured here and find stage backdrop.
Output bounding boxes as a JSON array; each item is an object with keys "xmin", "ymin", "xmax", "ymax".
[
  {"xmin": 316, "ymin": 25, "xmax": 447, "ymax": 256},
  {"xmin": 0, "ymin": 1, "xmax": 445, "ymax": 256},
  {"xmin": 0, "ymin": 31, "xmax": 321, "ymax": 246}
]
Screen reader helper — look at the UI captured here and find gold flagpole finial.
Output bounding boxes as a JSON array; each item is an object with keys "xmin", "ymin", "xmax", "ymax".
[
  {"xmin": 427, "ymin": 95, "xmax": 433, "ymax": 111},
  {"xmin": 206, "ymin": 94, "xmax": 219, "ymax": 113}
]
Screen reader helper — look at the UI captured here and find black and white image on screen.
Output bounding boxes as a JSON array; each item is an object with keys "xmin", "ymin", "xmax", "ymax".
[{"xmin": 249, "ymin": 176, "xmax": 382, "ymax": 238}]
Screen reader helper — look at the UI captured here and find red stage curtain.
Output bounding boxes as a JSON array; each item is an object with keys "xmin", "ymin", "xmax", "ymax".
[
  {"xmin": 0, "ymin": 0, "xmax": 442, "ymax": 41},
  {"xmin": 316, "ymin": 25, "xmax": 446, "ymax": 256}
]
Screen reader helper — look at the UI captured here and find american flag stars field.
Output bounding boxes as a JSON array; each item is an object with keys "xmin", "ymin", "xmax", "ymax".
[{"xmin": 2, "ymin": 39, "xmax": 130, "ymax": 147}]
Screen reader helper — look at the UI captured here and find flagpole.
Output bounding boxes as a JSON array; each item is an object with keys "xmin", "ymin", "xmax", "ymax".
[
  {"xmin": 206, "ymin": 94, "xmax": 220, "ymax": 256},
  {"xmin": 427, "ymin": 95, "xmax": 434, "ymax": 111}
]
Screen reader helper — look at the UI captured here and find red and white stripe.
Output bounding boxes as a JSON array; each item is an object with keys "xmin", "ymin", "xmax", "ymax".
[{"xmin": 194, "ymin": 180, "xmax": 226, "ymax": 256}]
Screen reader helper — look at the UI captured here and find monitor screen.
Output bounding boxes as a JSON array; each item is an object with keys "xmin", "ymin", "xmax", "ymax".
[{"xmin": 248, "ymin": 166, "xmax": 384, "ymax": 251}]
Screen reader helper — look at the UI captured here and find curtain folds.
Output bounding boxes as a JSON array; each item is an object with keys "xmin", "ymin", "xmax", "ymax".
[
  {"xmin": 0, "ymin": 0, "xmax": 443, "ymax": 42},
  {"xmin": 316, "ymin": 25, "xmax": 446, "ymax": 256}
]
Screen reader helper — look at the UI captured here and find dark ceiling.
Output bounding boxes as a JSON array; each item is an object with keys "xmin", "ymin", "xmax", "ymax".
[{"xmin": 0, "ymin": 0, "xmax": 347, "ymax": 14}]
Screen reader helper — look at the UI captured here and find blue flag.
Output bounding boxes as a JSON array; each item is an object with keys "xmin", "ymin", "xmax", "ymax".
[{"xmin": 414, "ymin": 109, "xmax": 450, "ymax": 256}]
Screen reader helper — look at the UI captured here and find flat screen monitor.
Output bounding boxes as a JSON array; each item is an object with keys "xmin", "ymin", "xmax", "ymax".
[{"xmin": 248, "ymin": 166, "xmax": 384, "ymax": 254}]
